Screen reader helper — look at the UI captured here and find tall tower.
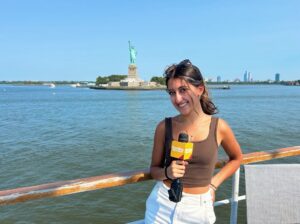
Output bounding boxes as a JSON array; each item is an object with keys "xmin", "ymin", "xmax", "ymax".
[
  {"xmin": 248, "ymin": 72, "xmax": 252, "ymax": 82},
  {"xmin": 275, "ymin": 73, "xmax": 280, "ymax": 82},
  {"xmin": 244, "ymin": 71, "xmax": 248, "ymax": 82}
]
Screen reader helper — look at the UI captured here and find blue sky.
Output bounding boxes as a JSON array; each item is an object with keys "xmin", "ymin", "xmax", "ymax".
[{"xmin": 1, "ymin": 0, "xmax": 299, "ymax": 81}]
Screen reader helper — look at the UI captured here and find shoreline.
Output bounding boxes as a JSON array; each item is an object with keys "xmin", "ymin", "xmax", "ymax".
[
  {"xmin": 89, "ymin": 86, "xmax": 165, "ymax": 91},
  {"xmin": 89, "ymin": 85, "xmax": 232, "ymax": 90}
]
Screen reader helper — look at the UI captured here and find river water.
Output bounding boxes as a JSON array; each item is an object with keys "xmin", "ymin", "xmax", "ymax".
[{"xmin": 0, "ymin": 84, "xmax": 299, "ymax": 223}]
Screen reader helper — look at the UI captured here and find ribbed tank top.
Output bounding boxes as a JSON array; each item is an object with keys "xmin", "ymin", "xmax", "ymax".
[{"xmin": 163, "ymin": 117, "xmax": 219, "ymax": 187}]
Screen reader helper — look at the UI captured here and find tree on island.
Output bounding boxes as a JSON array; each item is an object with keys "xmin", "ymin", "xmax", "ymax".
[
  {"xmin": 96, "ymin": 76, "xmax": 109, "ymax": 85},
  {"xmin": 108, "ymin": 75, "xmax": 127, "ymax": 82},
  {"xmin": 151, "ymin": 76, "xmax": 165, "ymax": 85},
  {"xmin": 96, "ymin": 74, "xmax": 127, "ymax": 85}
]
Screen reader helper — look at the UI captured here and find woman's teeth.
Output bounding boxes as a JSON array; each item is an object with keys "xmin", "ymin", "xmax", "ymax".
[{"xmin": 178, "ymin": 102, "xmax": 188, "ymax": 108}]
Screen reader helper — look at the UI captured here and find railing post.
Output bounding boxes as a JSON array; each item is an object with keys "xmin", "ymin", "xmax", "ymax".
[{"xmin": 230, "ymin": 168, "xmax": 240, "ymax": 224}]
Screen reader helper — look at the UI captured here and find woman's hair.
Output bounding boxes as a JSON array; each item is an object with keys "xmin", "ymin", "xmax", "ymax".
[{"xmin": 164, "ymin": 59, "xmax": 218, "ymax": 115}]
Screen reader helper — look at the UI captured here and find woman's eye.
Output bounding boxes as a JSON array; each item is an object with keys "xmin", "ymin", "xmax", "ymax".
[
  {"xmin": 167, "ymin": 90, "xmax": 175, "ymax": 96},
  {"xmin": 179, "ymin": 87, "xmax": 188, "ymax": 93}
]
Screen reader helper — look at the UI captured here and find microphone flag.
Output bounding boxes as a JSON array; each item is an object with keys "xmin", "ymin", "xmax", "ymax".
[{"xmin": 170, "ymin": 141, "xmax": 193, "ymax": 160}]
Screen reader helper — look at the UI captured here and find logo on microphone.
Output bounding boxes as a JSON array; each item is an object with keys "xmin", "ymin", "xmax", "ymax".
[{"xmin": 171, "ymin": 141, "xmax": 193, "ymax": 160}]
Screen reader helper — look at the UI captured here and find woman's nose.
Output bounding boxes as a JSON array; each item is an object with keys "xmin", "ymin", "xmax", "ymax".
[{"xmin": 174, "ymin": 92, "xmax": 183, "ymax": 103}]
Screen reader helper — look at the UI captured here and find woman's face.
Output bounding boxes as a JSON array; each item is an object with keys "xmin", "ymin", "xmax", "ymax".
[{"xmin": 167, "ymin": 78, "xmax": 203, "ymax": 116}]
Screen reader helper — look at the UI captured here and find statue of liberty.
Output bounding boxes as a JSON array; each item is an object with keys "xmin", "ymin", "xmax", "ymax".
[{"xmin": 128, "ymin": 41, "xmax": 137, "ymax": 64}]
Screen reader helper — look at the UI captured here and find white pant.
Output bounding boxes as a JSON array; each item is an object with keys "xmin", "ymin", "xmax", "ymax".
[{"xmin": 145, "ymin": 181, "xmax": 216, "ymax": 224}]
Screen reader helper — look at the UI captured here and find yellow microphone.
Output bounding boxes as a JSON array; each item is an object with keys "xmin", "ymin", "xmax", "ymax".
[
  {"xmin": 171, "ymin": 133, "xmax": 193, "ymax": 160},
  {"xmin": 168, "ymin": 132, "xmax": 193, "ymax": 203}
]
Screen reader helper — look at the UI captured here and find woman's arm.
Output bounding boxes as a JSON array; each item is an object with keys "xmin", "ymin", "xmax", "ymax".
[
  {"xmin": 150, "ymin": 120, "xmax": 167, "ymax": 180},
  {"xmin": 211, "ymin": 119, "xmax": 243, "ymax": 189}
]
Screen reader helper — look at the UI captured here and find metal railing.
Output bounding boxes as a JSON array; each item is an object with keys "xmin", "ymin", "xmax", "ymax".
[{"xmin": 1, "ymin": 146, "xmax": 300, "ymax": 223}]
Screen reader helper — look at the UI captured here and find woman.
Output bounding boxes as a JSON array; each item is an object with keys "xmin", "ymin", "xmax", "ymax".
[{"xmin": 145, "ymin": 59, "xmax": 242, "ymax": 223}]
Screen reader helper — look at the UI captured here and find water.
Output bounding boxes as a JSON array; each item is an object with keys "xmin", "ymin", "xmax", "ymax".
[{"xmin": 0, "ymin": 84, "xmax": 299, "ymax": 223}]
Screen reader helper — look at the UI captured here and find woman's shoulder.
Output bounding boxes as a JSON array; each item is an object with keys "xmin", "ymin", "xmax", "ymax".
[
  {"xmin": 213, "ymin": 117, "xmax": 233, "ymax": 134},
  {"xmin": 156, "ymin": 119, "xmax": 165, "ymax": 128},
  {"xmin": 155, "ymin": 116, "xmax": 176, "ymax": 133},
  {"xmin": 155, "ymin": 118, "xmax": 167, "ymax": 133}
]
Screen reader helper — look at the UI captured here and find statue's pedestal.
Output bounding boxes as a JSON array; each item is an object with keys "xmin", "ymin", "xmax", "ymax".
[
  {"xmin": 120, "ymin": 64, "xmax": 144, "ymax": 87},
  {"xmin": 128, "ymin": 64, "xmax": 138, "ymax": 80}
]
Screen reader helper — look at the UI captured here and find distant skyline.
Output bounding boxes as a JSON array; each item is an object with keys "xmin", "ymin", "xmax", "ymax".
[{"xmin": 1, "ymin": 1, "xmax": 299, "ymax": 81}]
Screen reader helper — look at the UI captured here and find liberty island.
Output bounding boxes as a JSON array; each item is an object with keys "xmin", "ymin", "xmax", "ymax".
[{"xmin": 90, "ymin": 41, "xmax": 165, "ymax": 90}]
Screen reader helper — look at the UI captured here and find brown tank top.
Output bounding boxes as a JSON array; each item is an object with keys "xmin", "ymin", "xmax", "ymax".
[{"xmin": 163, "ymin": 117, "xmax": 219, "ymax": 187}]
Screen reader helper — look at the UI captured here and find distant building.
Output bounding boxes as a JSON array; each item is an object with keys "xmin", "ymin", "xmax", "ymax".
[
  {"xmin": 217, "ymin": 76, "xmax": 221, "ymax": 82},
  {"xmin": 275, "ymin": 73, "xmax": 280, "ymax": 82},
  {"xmin": 247, "ymin": 72, "xmax": 252, "ymax": 82},
  {"xmin": 244, "ymin": 71, "xmax": 248, "ymax": 82},
  {"xmin": 243, "ymin": 70, "xmax": 254, "ymax": 82}
]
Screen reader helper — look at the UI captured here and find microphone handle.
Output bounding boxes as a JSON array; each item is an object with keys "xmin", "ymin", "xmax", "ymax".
[{"xmin": 175, "ymin": 178, "xmax": 181, "ymax": 184}]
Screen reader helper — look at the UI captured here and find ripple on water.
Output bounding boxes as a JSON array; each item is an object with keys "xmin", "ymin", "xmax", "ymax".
[{"xmin": 0, "ymin": 85, "xmax": 299, "ymax": 223}]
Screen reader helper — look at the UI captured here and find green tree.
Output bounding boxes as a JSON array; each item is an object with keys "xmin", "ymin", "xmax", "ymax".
[
  {"xmin": 108, "ymin": 75, "xmax": 127, "ymax": 82},
  {"xmin": 96, "ymin": 74, "xmax": 127, "ymax": 85},
  {"xmin": 96, "ymin": 76, "xmax": 109, "ymax": 85},
  {"xmin": 151, "ymin": 76, "xmax": 165, "ymax": 85}
]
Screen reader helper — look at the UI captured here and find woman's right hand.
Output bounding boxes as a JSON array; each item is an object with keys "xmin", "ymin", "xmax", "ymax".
[{"xmin": 166, "ymin": 160, "xmax": 188, "ymax": 179}]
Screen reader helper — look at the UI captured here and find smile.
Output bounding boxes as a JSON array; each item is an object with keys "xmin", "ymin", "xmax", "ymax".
[{"xmin": 178, "ymin": 101, "xmax": 188, "ymax": 108}]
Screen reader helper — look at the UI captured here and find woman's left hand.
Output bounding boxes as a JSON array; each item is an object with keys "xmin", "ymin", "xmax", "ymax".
[{"xmin": 209, "ymin": 188, "xmax": 216, "ymax": 202}]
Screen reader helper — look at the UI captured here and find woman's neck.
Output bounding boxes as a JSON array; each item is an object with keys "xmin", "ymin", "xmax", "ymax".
[{"xmin": 178, "ymin": 110, "xmax": 208, "ymax": 125}]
